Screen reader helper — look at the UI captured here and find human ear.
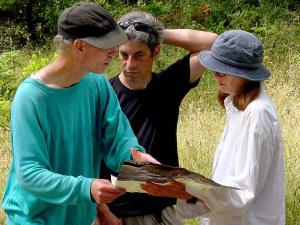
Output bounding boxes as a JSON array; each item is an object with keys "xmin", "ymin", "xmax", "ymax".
[
  {"xmin": 153, "ymin": 45, "xmax": 161, "ymax": 59},
  {"xmin": 73, "ymin": 40, "xmax": 84, "ymax": 54}
]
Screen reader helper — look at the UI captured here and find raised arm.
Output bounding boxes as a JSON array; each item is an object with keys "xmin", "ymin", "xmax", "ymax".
[{"xmin": 162, "ymin": 29, "xmax": 218, "ymax": 83}]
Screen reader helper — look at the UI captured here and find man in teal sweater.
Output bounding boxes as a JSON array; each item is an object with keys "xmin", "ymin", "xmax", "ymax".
[{"xmin": 2, "ymin": 2, "xmax": 157, "ymax": 225}]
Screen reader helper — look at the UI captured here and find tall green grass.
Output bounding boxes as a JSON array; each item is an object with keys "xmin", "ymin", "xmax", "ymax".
[{"xmin": 0, "ymin": 128, "xmax": 10, "ymax": 224}]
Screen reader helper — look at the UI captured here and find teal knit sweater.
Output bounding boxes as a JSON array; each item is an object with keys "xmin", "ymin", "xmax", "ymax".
[{"xmin": 2, "ymin": 73, "xmax": 143, "ymax": 225}]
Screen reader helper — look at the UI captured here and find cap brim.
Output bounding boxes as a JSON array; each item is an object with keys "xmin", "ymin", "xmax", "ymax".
[
  {"xmin": 199, "ymin": 51, "xmax": 271, "ymax": 81},
  {"xmin": 79, "ymin": 24, "xmax": 128, "ymax": 49}
]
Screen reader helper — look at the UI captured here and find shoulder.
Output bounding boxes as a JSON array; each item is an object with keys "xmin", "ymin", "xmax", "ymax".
[
  {"xmin": 82, "ymin": 72, "xmax": 109, "ymax": 84},
  {"xmin": 110, "ymin": 75, "xmax": 119, "ymax": 84},
  {"xmin": 13, "ymin": 77, "xmax": 45, "ymax": 104},
  {"xmin": 81, "ymin": 72, "xmax": 111, "ymax": 92},
  {"xmin": 83, "ymin": 72, "xmax": 119, "ymax": 102},
  {"xmin": 16, "ymin": 77, "xmax": 41, "ymax": 93},
  {"xmin": 154, "ymin": 54, "xmax": 191, "ymax": 89},
  {"xmin": 12, "ymin": 78, "xmax": 48, "ymax": 117},
  {"xmin": 109, "ymin": 75, "xmax": 121, "ymax": 89},
  {"xmin": 245, "ymin": 91, "xmax": 280, "ymax": 134},
  {"xmin": 168, "ymin": 53, "xmax": 191, "ymax": 69},
  {"xmin": 246, "ymin": 91, "xmax": 277, "ymax": 118},
  {"xmin": 158, "ymin": 53, "xmax": 191, "ymax": 76}
]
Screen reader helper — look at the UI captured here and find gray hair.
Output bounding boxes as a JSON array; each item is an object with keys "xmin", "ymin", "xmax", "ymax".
[
  {"xmin": 118, "ymin": 11, "xmax": 164, "ymax": 52},
  {"xmin": 53, "ymin": 35, "xmax": 72, "ymax": 53}
]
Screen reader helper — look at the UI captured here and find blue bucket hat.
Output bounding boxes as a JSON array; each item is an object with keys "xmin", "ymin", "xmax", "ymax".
[{"xmin": 199, "ymin": 30, "xmax": 271, "ymax": 81}]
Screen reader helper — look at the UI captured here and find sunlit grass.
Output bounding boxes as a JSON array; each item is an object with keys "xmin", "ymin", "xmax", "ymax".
[{"xmin": 0, "ymin": 128, "xmax": 10, "ymax": 224}]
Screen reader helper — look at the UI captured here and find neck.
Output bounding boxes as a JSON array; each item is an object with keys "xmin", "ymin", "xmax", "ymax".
[
  {"xmin": 33, "ymin": 54, "xmax": 86, "ymax": 88},
  {"xmin": 119, "ymin": 72, "xmax": 152, "ymax": 90}
]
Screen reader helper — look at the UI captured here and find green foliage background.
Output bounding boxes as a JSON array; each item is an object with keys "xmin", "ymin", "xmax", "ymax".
[{"xmin": 0, "ymin": 0, "xmax": 299, "ymax": 224}]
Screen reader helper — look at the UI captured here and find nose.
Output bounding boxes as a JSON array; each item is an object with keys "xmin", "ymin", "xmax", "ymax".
[{"xmin": 126, "ymin": 55, "xmax": 136, "ymax": 70}]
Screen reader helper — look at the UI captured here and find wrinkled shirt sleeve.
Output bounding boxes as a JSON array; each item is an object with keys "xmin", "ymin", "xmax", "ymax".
[{"xmin": 11, "ymin": 92, "xmax": 94, "ymax": 206}]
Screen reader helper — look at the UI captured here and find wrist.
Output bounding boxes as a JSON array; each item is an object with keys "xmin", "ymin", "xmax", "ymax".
[
  {"xmin": 161, "ymin": 28, "xmax": 170, "ymax": 44},
  {"xmin": 90, "ymin": 179, "xmax": 96, "ymax": 202}
]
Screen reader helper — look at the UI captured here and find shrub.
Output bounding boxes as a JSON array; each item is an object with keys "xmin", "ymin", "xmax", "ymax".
[
  {"xmin": 21, "ymin": 52, "xmax": 57, "ymax": 79},
  {"xmin": 0, "ymin": 21, "xmax": 31, "ymax": 52},
  {"xmin": 0, "ymin": 51, "xmax": 29, "ymax": 101},
  {"xmin": 0, "ymin": 100, "xmax": 11, "ymax": 130}
]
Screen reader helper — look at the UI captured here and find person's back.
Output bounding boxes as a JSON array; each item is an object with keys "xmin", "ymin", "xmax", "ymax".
[{"xmin": 98, "ymin": 10, "xmax": 217, "ymax": 225}]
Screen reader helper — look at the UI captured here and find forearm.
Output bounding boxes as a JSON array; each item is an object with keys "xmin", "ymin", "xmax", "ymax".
[
  {"xmin": 176, "ymin": 199, "xmax": 211, "ymax": 218},
  {"xmin": 17, "ymin": 162, "xmax": 93, "ymax": 205},
  {"xmin": 101, "ymin": 77, "xmax": 144, "ymax": 172},
  {"xmin": 162, "ymin": 29, "xmax": 218, "ymax": 52}
]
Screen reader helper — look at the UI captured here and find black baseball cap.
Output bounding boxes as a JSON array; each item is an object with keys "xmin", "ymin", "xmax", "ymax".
[{"xmin": 58, "ymin": 2, "xmax": 127, "ymax": 49}]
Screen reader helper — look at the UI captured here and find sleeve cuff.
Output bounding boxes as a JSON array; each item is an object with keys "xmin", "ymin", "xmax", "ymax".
[{"xmin": 78, "ymin": 177, "xmax": 95, "ymax": 202}]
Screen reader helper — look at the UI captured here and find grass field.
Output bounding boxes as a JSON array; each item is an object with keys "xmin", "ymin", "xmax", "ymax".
[{"xmin": 0, "ymin": 48, "xmax": 299, "ymax": 225}]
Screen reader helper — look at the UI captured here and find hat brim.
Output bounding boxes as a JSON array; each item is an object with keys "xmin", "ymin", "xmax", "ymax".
[
  {"xmin": 199, "ymin": 51, "xmax": 271, "ymax": 81},
  {"xmin": 79, "ymin": 24, "xmax": 128, "ymax": 49}
]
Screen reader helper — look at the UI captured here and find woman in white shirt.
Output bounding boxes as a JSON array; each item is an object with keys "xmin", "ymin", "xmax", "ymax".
[{"xmin": 141, "ymin": 30, "xmax": 285, "ymax": 225}]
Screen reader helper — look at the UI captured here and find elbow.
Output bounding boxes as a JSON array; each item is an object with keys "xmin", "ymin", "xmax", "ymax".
[
  {"xmin": 16, "ymin": 163, "xmax": 45, "ymax": 192},
  {"xmin": 207, "ymin": 33, "xmax": 218, "ymax": 50},
  {"xmin": 202, "ymin": 188, "xmax": 255, "ymax": 217},
  {"xmin": 217, "ymin": 189, "xmax": 255, "ymax": 216}
]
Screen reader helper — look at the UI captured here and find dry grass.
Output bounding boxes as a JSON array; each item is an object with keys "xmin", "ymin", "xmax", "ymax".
[
  {"xmin": 266, "ymin": 52, "xmax": 300, "ymax": 225},
  {"xmin": 0, "ymin": 128, "xmax": 10, "ymax": 224}
]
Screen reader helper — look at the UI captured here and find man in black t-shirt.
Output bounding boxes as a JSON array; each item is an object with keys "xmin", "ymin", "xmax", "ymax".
[{"xmin": 96, "ymin": 11, "xmax": 217, "ymax": 225}]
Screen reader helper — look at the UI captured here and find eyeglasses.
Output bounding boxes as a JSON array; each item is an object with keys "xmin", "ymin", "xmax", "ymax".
[{"xmin": 119, "ymin": 21, "xmax": 152, "ymax": 34}]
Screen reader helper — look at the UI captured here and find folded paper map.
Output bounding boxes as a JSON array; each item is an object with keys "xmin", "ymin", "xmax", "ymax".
[{"xmin": 114, "ymin": 160, "xmax": 236, "ymax": 195}]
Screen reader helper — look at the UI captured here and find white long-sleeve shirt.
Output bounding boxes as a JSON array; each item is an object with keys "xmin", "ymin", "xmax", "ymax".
[{"xmin": 176, "ymin": 88, "xmax": 285, "ymax": 225}]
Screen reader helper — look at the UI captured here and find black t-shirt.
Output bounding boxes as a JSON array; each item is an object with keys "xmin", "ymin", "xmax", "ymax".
[{"xmin": 101, "ymin": 54, "xmax": 199, "ymax": 217}]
